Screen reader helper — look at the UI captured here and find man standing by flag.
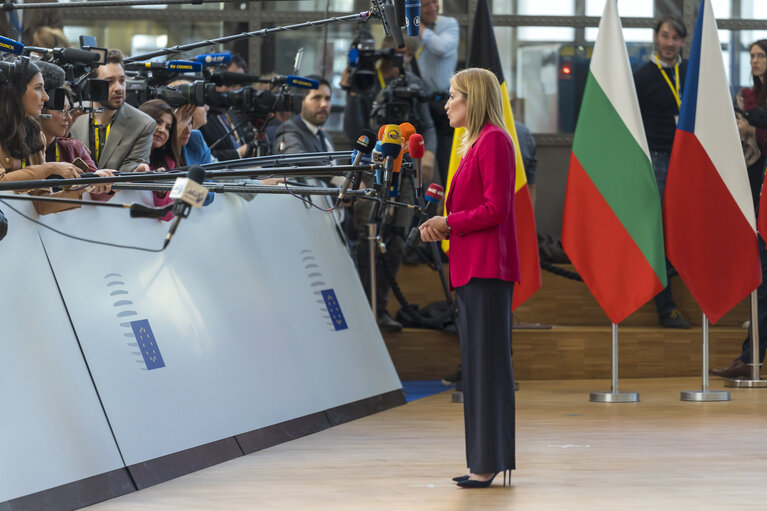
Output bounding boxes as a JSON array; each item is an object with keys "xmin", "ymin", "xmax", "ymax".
[{"xmin": 634, "ymin": 15, "xmax": 691, "ymax": 329}]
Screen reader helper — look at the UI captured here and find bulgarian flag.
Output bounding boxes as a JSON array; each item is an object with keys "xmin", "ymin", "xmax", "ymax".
[
  {"xmin": 664, "ymin": 0, "xmax": 761, "ymax": 324},
  {"xmin": 442, "ymin": 0, "xmax": 541, "ymax": 310},
  {"xmin": 561, "ymin": 0, "xmax": 667, "ymax": 324}
]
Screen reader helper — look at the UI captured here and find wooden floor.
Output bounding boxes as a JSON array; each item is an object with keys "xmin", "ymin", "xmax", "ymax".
[{"xmin": 85, "ymin": 378, "xmax": 767, "ymax": 511}]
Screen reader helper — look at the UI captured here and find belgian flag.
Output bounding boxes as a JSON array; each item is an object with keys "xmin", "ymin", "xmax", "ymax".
[{"xmin": 442, "ymin": 0, "xmax": 541, "ymax": 309}]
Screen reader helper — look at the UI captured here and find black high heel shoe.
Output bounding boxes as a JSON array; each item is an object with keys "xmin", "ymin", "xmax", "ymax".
[
  {"xmin": 452, "ymin": 475, "xmax": 470, "ymax": 482},
  {"xmin": 456, "ymin": 470, "xmax": 511, "ymax": 488}
]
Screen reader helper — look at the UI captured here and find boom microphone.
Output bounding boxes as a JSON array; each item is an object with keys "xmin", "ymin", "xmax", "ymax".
[
  {"xmin": 406, "ymin": 183, "xmax": 444, "ymax": 245},
  {"xmin": 383, "ymin": 0, "xmax": 406, "ymax": 49},
  {"xmin": 125, "ymin": 60, "xmax": 203, "ymax": 73},
  {"xmin": 405, "ymin": 0, "xmax": 421, "ymax": 36},
  {"xmin": 0, "ymin": 35, "xmax": 23, "ymax": 55},
  {"xmin": 164, "ymin": 166, "xmax": 207, "ymax": 248},
  {"xmin": 409, "ymin": 133, "xmax": 425, "ymax": 197},
  {"xmin": 26, "ymin": 46, "xmax": 101, "ymax": 65}
]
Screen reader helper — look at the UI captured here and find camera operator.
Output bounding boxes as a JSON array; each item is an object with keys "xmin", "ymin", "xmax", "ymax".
[
  {"xmin": 199, "ymin": 53, "xmax": 255, "ymax": 162},
  {"xmin": 274, "ymin": 75, "xmax": 335, "ymax": 158},
  {"xmin": 341, "ymin": 36, "xmax": 437, "ymax": 331},
  {"xmin": 0, "ymin": 57, "xmax": 89, "ymax": 214},
  {"xmin": 70, "ymin": 50, "xmax": 156, "ymax": 174}
]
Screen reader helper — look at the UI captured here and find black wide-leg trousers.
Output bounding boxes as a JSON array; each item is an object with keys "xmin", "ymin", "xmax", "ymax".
[{"xmin": 456, "ymin": 278, "xmax": 516, "ymax": 474}]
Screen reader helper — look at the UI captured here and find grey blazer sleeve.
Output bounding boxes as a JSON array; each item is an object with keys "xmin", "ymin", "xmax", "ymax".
[
  {"xmin": 274, "ymin": 124, "xmax": 316, "ymax": 155},
  {"xmin": 118, "ymin": 117, "xmax": 154, "ymax": 173}
]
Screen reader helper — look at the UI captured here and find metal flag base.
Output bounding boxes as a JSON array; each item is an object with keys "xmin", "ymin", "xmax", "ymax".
[
  {"xmin": 725, "ymin": 291, "xmax": 767, "ymax": 389},
  {"xmin": 590, "ymin": 323, "xmax": 638, "ymax": 403},
  {"xmin": 589, "ymin": 391, "xmax": 639, "ymax": 403},
  {"xmin": 681, "ymin": 313, "xmax": 730, "ymax": 402},
  {"xmin": 725, "ymin": 378, "xmax": 767, "ymax": 388},
  {"xmin": 680, "ymin": 389, "xmax": 730, "ymax": 401}
]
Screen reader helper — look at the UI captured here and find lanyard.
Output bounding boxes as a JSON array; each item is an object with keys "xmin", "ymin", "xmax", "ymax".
[
  {"xmin": 222, "ymin": 112, "xmax": 241, "ymax": 144},
  {"xmin": 94, "ymin": 119, "xmax": 111, "ymax": 163},
  {"xmin": 654, "ymin": 54, "xmax": 681, "ymax": 108},
  {"xmin": 55, "ymin": 143, "xmax": 61, "ymax": 162},
  {"xmin": 376, "ymin": 63, "xmax": 386, "ymax": 89},
  {"xmin": 415, "ymin": 17, "xmax": 438, "ymax": 60}
]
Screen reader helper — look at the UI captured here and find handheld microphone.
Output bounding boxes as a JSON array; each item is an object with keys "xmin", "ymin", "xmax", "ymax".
[
  {"xmin": 164, "ymin": 166, "xmax": 207, "ymax": 248},
  {"xmin": 0, "ymin": 35, "xmax": 23, "ymax": 55},
  {"xmin": 337, "ymin": 129, "xmax": 376, "ymax": 204},
  {"xmin": 399, "ymin": 122, "xmax": 417, "ymax": 150},
  {"xmin": 405, "ymin": 0, "xmax": 421, "ymax": 37},
  {"xmin": 283, "ymin": 75, "xmax": 321, "ymax": 89},
  {"xmin": 129, "ymin": 202, "xmax": 174, "ymax": 219},
  {"xmin": 372, "ymin": 141, "xmax": 384, "ymax": 186},
  {"xmin": 380, "ymin": 124, "xmax": 403, "ymax": 191},
  {"xmin": 194, "ymin": 52, "xmax": 232, "ymax": 66},
  {"xmin": 409, "ymin": 133, "xmax": 425, "ymax": 197},
  {"xmin": 383, "ymin": 0, "xmax": 406, "ymax": 49},
  {"xmin": 406, "ymin": 183, "xmax": 444, "ymax": 246}
]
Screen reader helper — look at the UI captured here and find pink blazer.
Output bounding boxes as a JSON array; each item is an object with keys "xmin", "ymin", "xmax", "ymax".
[{"xmin": 445, "ymin": 123, "xmax": 520, "ymax": 288}]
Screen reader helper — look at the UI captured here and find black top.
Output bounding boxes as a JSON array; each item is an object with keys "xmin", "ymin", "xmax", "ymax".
[{"xmin": 634, "ymin": 59, "xmax": 688, "ymax": 153}]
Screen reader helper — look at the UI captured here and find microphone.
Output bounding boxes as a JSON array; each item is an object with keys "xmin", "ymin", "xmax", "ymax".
[
  {"xmin": 409, "ymin": 133, "xmax": 425, "ymax": 197},
  {"xmin": 406, "ymin": 183, "xmax": 444, "ymax": 246},
  {"xmin": 164, "ymin": 166, "xmax": 207, "ymax": 248},
  {"xmin": 372, "ymin": 141, "xmax": 384, "ymax": 186},
  {"xmin": 282, "ymin": 75, "xmax": 321, "ymax": 89},
  {"xmin": 382, "ymin": 0, "xmax": 406, "ymax": 49},
  {"xmin": 129, "ymin": 202, "xmax": 174, "ymax": 219},
  {"xmin": 194, "ymin": 52, "xmax": 232, "ymax": 66},
  {"xmin": 125, "ymin": 60, "xmax": 202, "ymax": 73},
  {"xmin": 27, "ymin": 47, "xmax": 101, "ymax": 65},
  {"xmin": 0, "ymin": 35, "xmax": 24, "ymax": 54},
  {"xmin": 405, "ymin": 0, "xmax": 421, "ymax": 36},
  {"xmin": 337, "ymin": 129, "xmax": 376, "ymax": 204},
  {"xmin": 381, "ymin": 124, "xmax": 403, "ymax": 191},
  {"xmin": 399, "ymin": 122, "xmax": 417, "ymax": 149}
]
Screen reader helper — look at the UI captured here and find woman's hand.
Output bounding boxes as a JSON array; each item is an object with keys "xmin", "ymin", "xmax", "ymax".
[
  {"xmin": 91, "ymin": 169, "xmax": 114, "ymax": 195},
  {"xmin": 46, "ymin": 162, "xmax": 81, "ymax": 179},
  {"xmin": 419, "ymin": 215, "xmax": 450, "ymax": 242},
  {"xmin": 134, "ymin": 163, "xmax": 150, "ymax": 173},
  {"xmin": 176, "ymin": 104, "xmax": 196, "ymax": 125}
]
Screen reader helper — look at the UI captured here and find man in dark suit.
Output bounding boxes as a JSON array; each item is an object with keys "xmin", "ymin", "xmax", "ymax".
[
  {"xmin": 273, "ymin": 75, "xmax": 336, "ymax": 161},
  {"xmin": 0, "ymin": 0, "xmax": 62, "ymax": 44}
]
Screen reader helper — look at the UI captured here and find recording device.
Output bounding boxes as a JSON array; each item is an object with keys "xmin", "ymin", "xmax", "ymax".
[
  {"xmin": 194, "ymin": 52, "xmax": 232, "ymax": 67},
  {"xmin": 345, "ymin": 24, "xmax": 402, "ymax": 94},
  {"xmin": 738, "ymin": 106, "xmax": 767, "ymax": 130},
  {"xmin": 405, "ymin": 0, "xmax": 421, "ymax": 36},
  {"xmin": 406, "ymin": 183, "xmax": 444, "ymax": 246},
  {"xmin": 164, "ymin": 166, "xmax": 207, "ymax": 248},
  {"xmin": 383, "ymin": 0, "xmax": 406, "ymax": 49},
  {"xmin": 371, "ymin": 71, "xmax": 441, "ymax": 127}
]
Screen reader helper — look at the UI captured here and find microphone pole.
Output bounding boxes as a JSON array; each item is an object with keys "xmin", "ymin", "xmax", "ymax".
[
  {"xmin": 0, "ymin": 0, "xmax": 240, "ymax": 10},
  {"xmin": 0, "ymin": 193, "xmax": 174, "ymax": 218}
]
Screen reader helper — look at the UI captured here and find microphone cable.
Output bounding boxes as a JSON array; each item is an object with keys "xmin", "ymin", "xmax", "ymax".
[{"xmin": 0, "ymin": 199, "xmax": 168, "ymax": 253}]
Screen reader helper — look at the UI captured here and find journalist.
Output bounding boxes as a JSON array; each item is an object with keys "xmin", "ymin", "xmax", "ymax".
[
  {"xmin": 70, "ymin": 49, "xmax": 155, "ymax": 173},
  {"xmin": 0, "ymin": 57, "xmax": 90, "ymax": 214},
  {"xmin": 420, "ymin": 68, "xmax": 518, "ymax": 488}
]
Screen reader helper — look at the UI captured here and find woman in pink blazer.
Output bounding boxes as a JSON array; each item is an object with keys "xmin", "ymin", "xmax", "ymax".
[{"xmin": 420, "ymin": 68, "xmax": 519, "ymax": 488}]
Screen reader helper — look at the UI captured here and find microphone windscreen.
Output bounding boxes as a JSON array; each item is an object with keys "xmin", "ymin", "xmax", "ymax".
[
  {"xmin": 409, "ymin": 134, "xmax": 425, "ymax": 159},
  {"xmin": 61, "ymin": 47, "xmax": 100, "ymax": 64},
  {"xmin": 380, "ymin": 125, "xmax": 403, "ymax": 159},
  {"xmin": 286, "ymin": 75, "xmax": 320, "ymax": 89},
  {"xmin": 194, "ymin": 52, "xmax": 232, "ymax": 66},
  {"xmin": 0, "ymin": 35, "xmax": 23, "ymax": 54},
  {"xmin": 378, "ymin": 124, "xmax": 388, "ymax": 141},
  {"xmin": 399, "ymin": 122, "xmax": 416, "ymax": 145},
  {"xmin": 167, "ymin": 61, "xmax": 202, "ymax": 73},
  {"xmin": 188, "ymin": 166, "xmax": 206, "ymax": 184},
  {"xmin": 354, "ymin": 129, "xmax": 377, "ymax": 154},
  {"xmin": 425, "ymin": 183, "xmax": 444, "ymax": 203}
]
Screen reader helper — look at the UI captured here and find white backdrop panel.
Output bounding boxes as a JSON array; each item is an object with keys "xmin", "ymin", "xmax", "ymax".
[
  {"xmin": 35, "ymin": 189, "xmax": 400, "ymax": 465},
  {"xmin": 0, "ymin": 197, "xmax": 125, "ymax": 503}
]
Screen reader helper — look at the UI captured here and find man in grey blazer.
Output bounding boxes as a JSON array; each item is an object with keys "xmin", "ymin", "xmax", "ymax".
[{"xmin": 70, "ymin": 50, "xmax": 155, "ymax": 173}]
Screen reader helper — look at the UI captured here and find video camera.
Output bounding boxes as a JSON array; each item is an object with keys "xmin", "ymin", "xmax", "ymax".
[
  {"xmin": 125, "ymin": 58, "xmax": 306, "ymax": 121},
  {"xmin": 370, "ymin": 73, "xmax": 440, "ymax": 127},
  {"xmin": 345, "ymin": 26, "xmax": 402, "ymax": 94}
]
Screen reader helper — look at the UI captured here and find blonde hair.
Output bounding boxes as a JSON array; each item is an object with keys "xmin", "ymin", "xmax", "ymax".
[{"xmin": 450, "ymin": 68, "xmax": 505, "ymax": 155}]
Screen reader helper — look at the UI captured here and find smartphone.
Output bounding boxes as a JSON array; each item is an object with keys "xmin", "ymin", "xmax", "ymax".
[{"xmin": 68, "ymin": 158, "xmax": 95, "ymax": 192}]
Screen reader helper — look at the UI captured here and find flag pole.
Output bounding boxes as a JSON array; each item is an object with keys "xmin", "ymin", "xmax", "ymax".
[
  {"xmin": 726, "ymin": 290, "xmax": 767, "ymax": 388},
  {"xmin": 681, "ymin": 314, "xmax": 730, "ymax": 401},
  {"xmin": 589, "ymin": 323, "xmax": 638, "ymax": 403}
]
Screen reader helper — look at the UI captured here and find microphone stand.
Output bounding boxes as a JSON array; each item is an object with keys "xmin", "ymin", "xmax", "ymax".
[{"xmin": 0, "ymin": 0, "xmax": 240, "ymax": 10}]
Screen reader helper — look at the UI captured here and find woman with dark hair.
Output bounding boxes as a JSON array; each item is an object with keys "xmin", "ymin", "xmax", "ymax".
[
  {"xmin": 0, "ymin": 57, "xmax": 87, "ymax": 214},
  {"xmin": 737, "ymin": 39, "xmax": 767, "ymax": 204},
  {"xmin": 39, "ymin": 83, "xmax": 114, "ymax": 199},
  {"xmin": 138, "ymin": 99, "xmax": 184, "ymax": 220},
  {"xmin": 420, "ymin": 68, "xmax": 518, "ymax": 488}
]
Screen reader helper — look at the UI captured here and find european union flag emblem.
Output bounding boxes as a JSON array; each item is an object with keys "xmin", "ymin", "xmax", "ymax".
[
  {"xmin": 130, "ymin": 319, "xmax": 166, "ymax": 370},
  {"xmin": 321, "ymin": 289, "xmax": 348, "ymax": 331}
]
